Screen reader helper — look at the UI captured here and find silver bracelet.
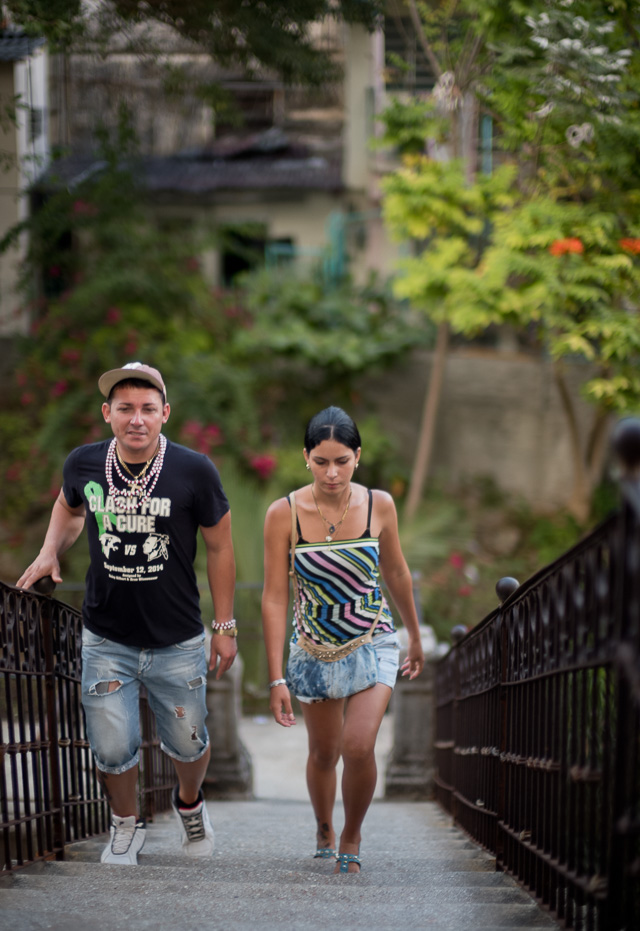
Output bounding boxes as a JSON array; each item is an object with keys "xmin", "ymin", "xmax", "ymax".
[
  {"xmin": 269, "ymin": 678, "xmax": 287, "ymax": 689},
  {"xmin": 212, "ymin": 618, "xmax": 236, "ymax": 630}
]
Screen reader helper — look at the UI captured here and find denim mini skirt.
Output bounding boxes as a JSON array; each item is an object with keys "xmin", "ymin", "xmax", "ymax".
[{"xmin": 287, "ymin": 630, "xmax": 400, "ymax": 704}]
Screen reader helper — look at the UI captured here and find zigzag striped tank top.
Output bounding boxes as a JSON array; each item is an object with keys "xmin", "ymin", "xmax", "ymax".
[{"xmin": 290, "ymin": 489, "xmax": 395, "ymax": 646}]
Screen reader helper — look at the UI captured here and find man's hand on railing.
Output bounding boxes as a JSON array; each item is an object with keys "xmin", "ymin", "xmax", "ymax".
[
  {"xmin": 31, "ymin": 576, "xmax": 57, "ymax": 594},
  {"xmin": 16, "ymin": 555, "xmax": 62, "ymax": 593}
]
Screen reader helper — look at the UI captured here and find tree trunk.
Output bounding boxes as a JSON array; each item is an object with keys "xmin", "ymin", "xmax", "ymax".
[
  {"xmin": 553, "ymin": 362, "xmax": 595, "ymax": 524},
  {"xmin": 586, "ymin": 406, "xmax": 612, "ymax": 491},
  {"xmin": 403, "ymin": 94, "xmax": 479, "ymax": 519},
  {"xmin": 404, "ymin": 321, "xmax": 449, "ymax": 522}
]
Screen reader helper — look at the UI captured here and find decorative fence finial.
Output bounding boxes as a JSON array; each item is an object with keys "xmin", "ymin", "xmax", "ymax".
[
  {"xmin": 496, "ymin": 577, "xmax": 520, "ymax": 604},
  {"xmin": 612, "ymin": 417, "xmax": 640, "ymax": 476},
  {"xmin": 31, "ymin": 575, "xmax": 56, "ymax": 595}
]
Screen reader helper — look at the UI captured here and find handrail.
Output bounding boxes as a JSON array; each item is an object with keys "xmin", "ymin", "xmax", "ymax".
[
  {"xmin": 0, "ymin": 582, "xmax": 174, "ymax": 873},
  {"xmin": 434, "ymin": 417, "xmax": 640, "ymax": 930}
]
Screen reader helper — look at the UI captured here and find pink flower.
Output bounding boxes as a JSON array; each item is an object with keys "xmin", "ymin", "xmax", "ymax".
[
  {"xmin": 105, "ymin": 307, "xmax": 122, "ymax": 324},
  {"xmin": 458, "ymin": 585, "xmax": 472, "ymax": 597},
  {"xmin": 60, "ymin": 348, "xmax": 81, "ymax": 364},
  {"xmin": 5, "ymin": 464, "xmax": 20, "ymax": 481},
  {"xmin": 72, "ymin": 199, "xmax": 98, "ymax": 216},
  {"xmin": 181, "ymin": 420, "xmax": 202, "ymax": 439},
  {"xmin": 249, "ymin": 454, "xmax": 277, "ymax": 480},
  {"xmin": 202, "ymin": 424, "xmax": 222, "ymax": 444},
  {"xmin": 20, "ymin": 392, "xmax": 34, "ymax": 406},
  {"xmin": 180, "ymin": 421, "xmax": 225, "ymax": 455},
  {"xmin": 51, "ymin": 380, "xmax": 68, "ymax": 397},
  {"xmin": 449, "ymin": 552, "xmax": 464, "ymax": 571}
]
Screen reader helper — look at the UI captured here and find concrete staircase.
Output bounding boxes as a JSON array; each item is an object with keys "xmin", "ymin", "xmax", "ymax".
[{"xmin": 0, "ymin": 798, "xmax": 559, "ymax": 931}]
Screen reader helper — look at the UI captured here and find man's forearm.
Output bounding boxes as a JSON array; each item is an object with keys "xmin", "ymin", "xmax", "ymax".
[
  {"xmin": 206, "ymin": 547, "xmax": 236, "ymax": 624},
  {"xmin": 17, "ymin": 494, "xmax": 85, "ymax": 589},
  {"xmin": 41, "ymin": 498, "xmax": 86, "ymax": 556}
]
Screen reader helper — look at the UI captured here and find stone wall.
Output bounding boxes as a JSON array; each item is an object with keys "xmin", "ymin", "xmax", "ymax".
[{"xmin": 359, "ymin": 347, "xmax": 604, "ymax": 512}]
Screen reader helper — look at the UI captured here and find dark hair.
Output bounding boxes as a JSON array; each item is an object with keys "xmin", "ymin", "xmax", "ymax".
[
  {"xmin": 304, "ymin": 406, "xmax": 361, "ymax": 453},
  {"xmin": 107, "ymin": 378, "xmax": 166, "ymax": 405}
]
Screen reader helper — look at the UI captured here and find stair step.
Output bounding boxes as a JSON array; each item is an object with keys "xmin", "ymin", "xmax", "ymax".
[{"xmin": 0, "ymin": 799, "xmax": 559, "ymax": 929}]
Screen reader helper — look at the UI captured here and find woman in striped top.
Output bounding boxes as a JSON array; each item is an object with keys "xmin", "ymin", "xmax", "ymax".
[{"xmin": 262, "ymin": 407, "xmax": 424, "ymax": 874}]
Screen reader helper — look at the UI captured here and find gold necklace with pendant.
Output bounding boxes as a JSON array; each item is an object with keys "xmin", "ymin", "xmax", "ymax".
[{"xmin": 311, "ymin": 486, "xmax": 352, "ymax": 542}]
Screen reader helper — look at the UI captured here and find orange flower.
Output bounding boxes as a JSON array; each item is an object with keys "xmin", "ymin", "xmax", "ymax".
[
  {"xmin": 619, "ymin": 238, "xmax": 640, "ymax": 254},
  {"xmin": 549, "ymin": 238, "xmax": 584, "ymax": 256}
]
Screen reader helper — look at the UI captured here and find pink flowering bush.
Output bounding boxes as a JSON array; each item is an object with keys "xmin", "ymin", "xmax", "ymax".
[
  {"xmin": 180, "ymin": 421, "xmax": 224, "ymax": 456},
  {"xmin": 248, "ymin": 454, "xmax": 277, "ymax": 481}
]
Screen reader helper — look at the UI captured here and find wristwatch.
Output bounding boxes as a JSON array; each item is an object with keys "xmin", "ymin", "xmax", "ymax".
[{"xmin": 213, "ymin": 627, "xmax": 237, "ymax": 637}]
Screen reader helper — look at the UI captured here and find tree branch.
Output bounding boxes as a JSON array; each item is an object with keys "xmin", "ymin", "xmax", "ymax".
[
  {"xmin": 404, "ymin": 321, "xmax": 449, "ymax": 521},
  {"xmin": 458, "ymin": 33, "xmax": 484, "ymax": 89},
  {"xmin": 407, "ymin": 0, "xmax": 442, "ymax": 81}
]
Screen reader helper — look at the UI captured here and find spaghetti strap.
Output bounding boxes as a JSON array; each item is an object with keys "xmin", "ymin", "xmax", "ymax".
[
  {"xmin": 287, "ymin": 494, "xmax": 304, "ymax": 543},
  {"xmin": 288, "ymin": 490, "xmax": 373, "ymax": 544},
  {"xmin": 365, "ymin": 489, "xmax": 373, "ymax": 536}
]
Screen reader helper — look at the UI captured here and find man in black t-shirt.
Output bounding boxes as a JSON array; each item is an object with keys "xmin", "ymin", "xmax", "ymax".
[{"xmin": 17, "ymin": 362, "xmax": 237, "ymax": 865}]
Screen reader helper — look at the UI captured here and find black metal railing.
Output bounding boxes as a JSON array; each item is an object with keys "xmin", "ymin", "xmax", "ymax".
[
  {"xmin": 1, "ymin": 582, "xmax": 174, "ymax": 873},
  {"xmin": 434, "ymin": 419, "xmax": 640, "ymax": 931}
]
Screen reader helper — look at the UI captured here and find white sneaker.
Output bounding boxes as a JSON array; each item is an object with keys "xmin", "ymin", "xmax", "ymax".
[
  {"xmin": 101, "ymin": 814, "xmax": 146, "ymax": 865},
  {"xmin": 171, "ymin": 787, "xmax": 215, "ymax": 858}
]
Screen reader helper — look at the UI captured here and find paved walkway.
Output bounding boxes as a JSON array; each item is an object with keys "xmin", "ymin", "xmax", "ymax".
[{"xmin": 0, "ymin": 716, "xmax": 560, "ymax": 930}]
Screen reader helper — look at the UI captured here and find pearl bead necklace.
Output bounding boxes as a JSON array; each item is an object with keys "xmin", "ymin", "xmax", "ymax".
[{"xmin": 105, "ymin": 434, "xmax": 167, "ymax": 511}]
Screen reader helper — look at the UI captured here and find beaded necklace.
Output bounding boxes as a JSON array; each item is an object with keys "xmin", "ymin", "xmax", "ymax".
[
  {"xmin": 105, "ymin": 434, "xmax": 167, "ymax": 511},
  {"xmin": 115, "ymin": 442, "xmax": 159, "ymax": 487}
]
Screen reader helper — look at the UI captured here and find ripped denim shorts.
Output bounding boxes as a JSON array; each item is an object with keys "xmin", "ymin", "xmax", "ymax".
[{"xmin": 81, "ymin": 628, "xmax": 210, "ymax": 775}]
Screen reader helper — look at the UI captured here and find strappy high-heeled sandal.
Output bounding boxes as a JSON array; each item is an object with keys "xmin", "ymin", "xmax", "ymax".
[
  {"xmin": 313, "ymin": 847, "xmax": 336, "ymax": 859},
  {"xmin": 336, "ymin": 852, "xmax": 361, "ymax": 873}
]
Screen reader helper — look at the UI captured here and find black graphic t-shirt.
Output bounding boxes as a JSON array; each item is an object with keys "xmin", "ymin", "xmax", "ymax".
[{"xmin": 63, "ymin": 438, "xmax": 230, "ymax": 648}]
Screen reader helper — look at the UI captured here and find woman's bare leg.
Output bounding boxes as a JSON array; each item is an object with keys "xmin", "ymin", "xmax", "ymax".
[
  {"xmin": 300, "ymin": 698, "xmax": 345, "ymax": 852},
  {"xmin": 335, "ymin": 683, "xmax": 393, "ymax": 872}
]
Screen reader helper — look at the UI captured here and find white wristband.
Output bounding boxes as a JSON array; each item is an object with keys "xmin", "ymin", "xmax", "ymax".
[{"xmin": 269, "ymin": 678, "xmax": 287, "ymax": 689}]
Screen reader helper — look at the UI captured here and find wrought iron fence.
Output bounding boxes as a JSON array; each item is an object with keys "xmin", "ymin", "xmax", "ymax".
[
  {"xmin": 0, "ymin": 583, "xmax": 174, "ymax": 873},
  {"xmin": 434, "ymin": 420, "xmax": 640, "ymax": 931}
]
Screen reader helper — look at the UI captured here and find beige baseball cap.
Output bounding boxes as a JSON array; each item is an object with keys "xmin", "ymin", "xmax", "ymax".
[{"xmin": 98, "ymin": 362, "xmax": 167, "ymax": 400}]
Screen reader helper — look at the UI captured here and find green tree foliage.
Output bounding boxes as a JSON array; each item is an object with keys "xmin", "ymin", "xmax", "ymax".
[
  {"xmin": 382, "ymin": 158, "xmax": 517, "ymax": 329},
  {"xmin": 379, "ymin": 0, "xmax": 640, "ymax": 521},
  {"xmin": 0, "ymin": 128, "xmax": 420, "ymax": 529},
  {"xmin": 4, "ymin": 0, "xmax": 383, "ymax": 83},
  {"xmin": 237, "ymin": 265, "xmax": 426, "ymax": 376},
  {"xmin": 484, "ymin": 1, "xmax": 640, "ymax": 197},
  {"xmin": 3, "ymin": 0, "xmax": 84, "ymax": 48}
]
